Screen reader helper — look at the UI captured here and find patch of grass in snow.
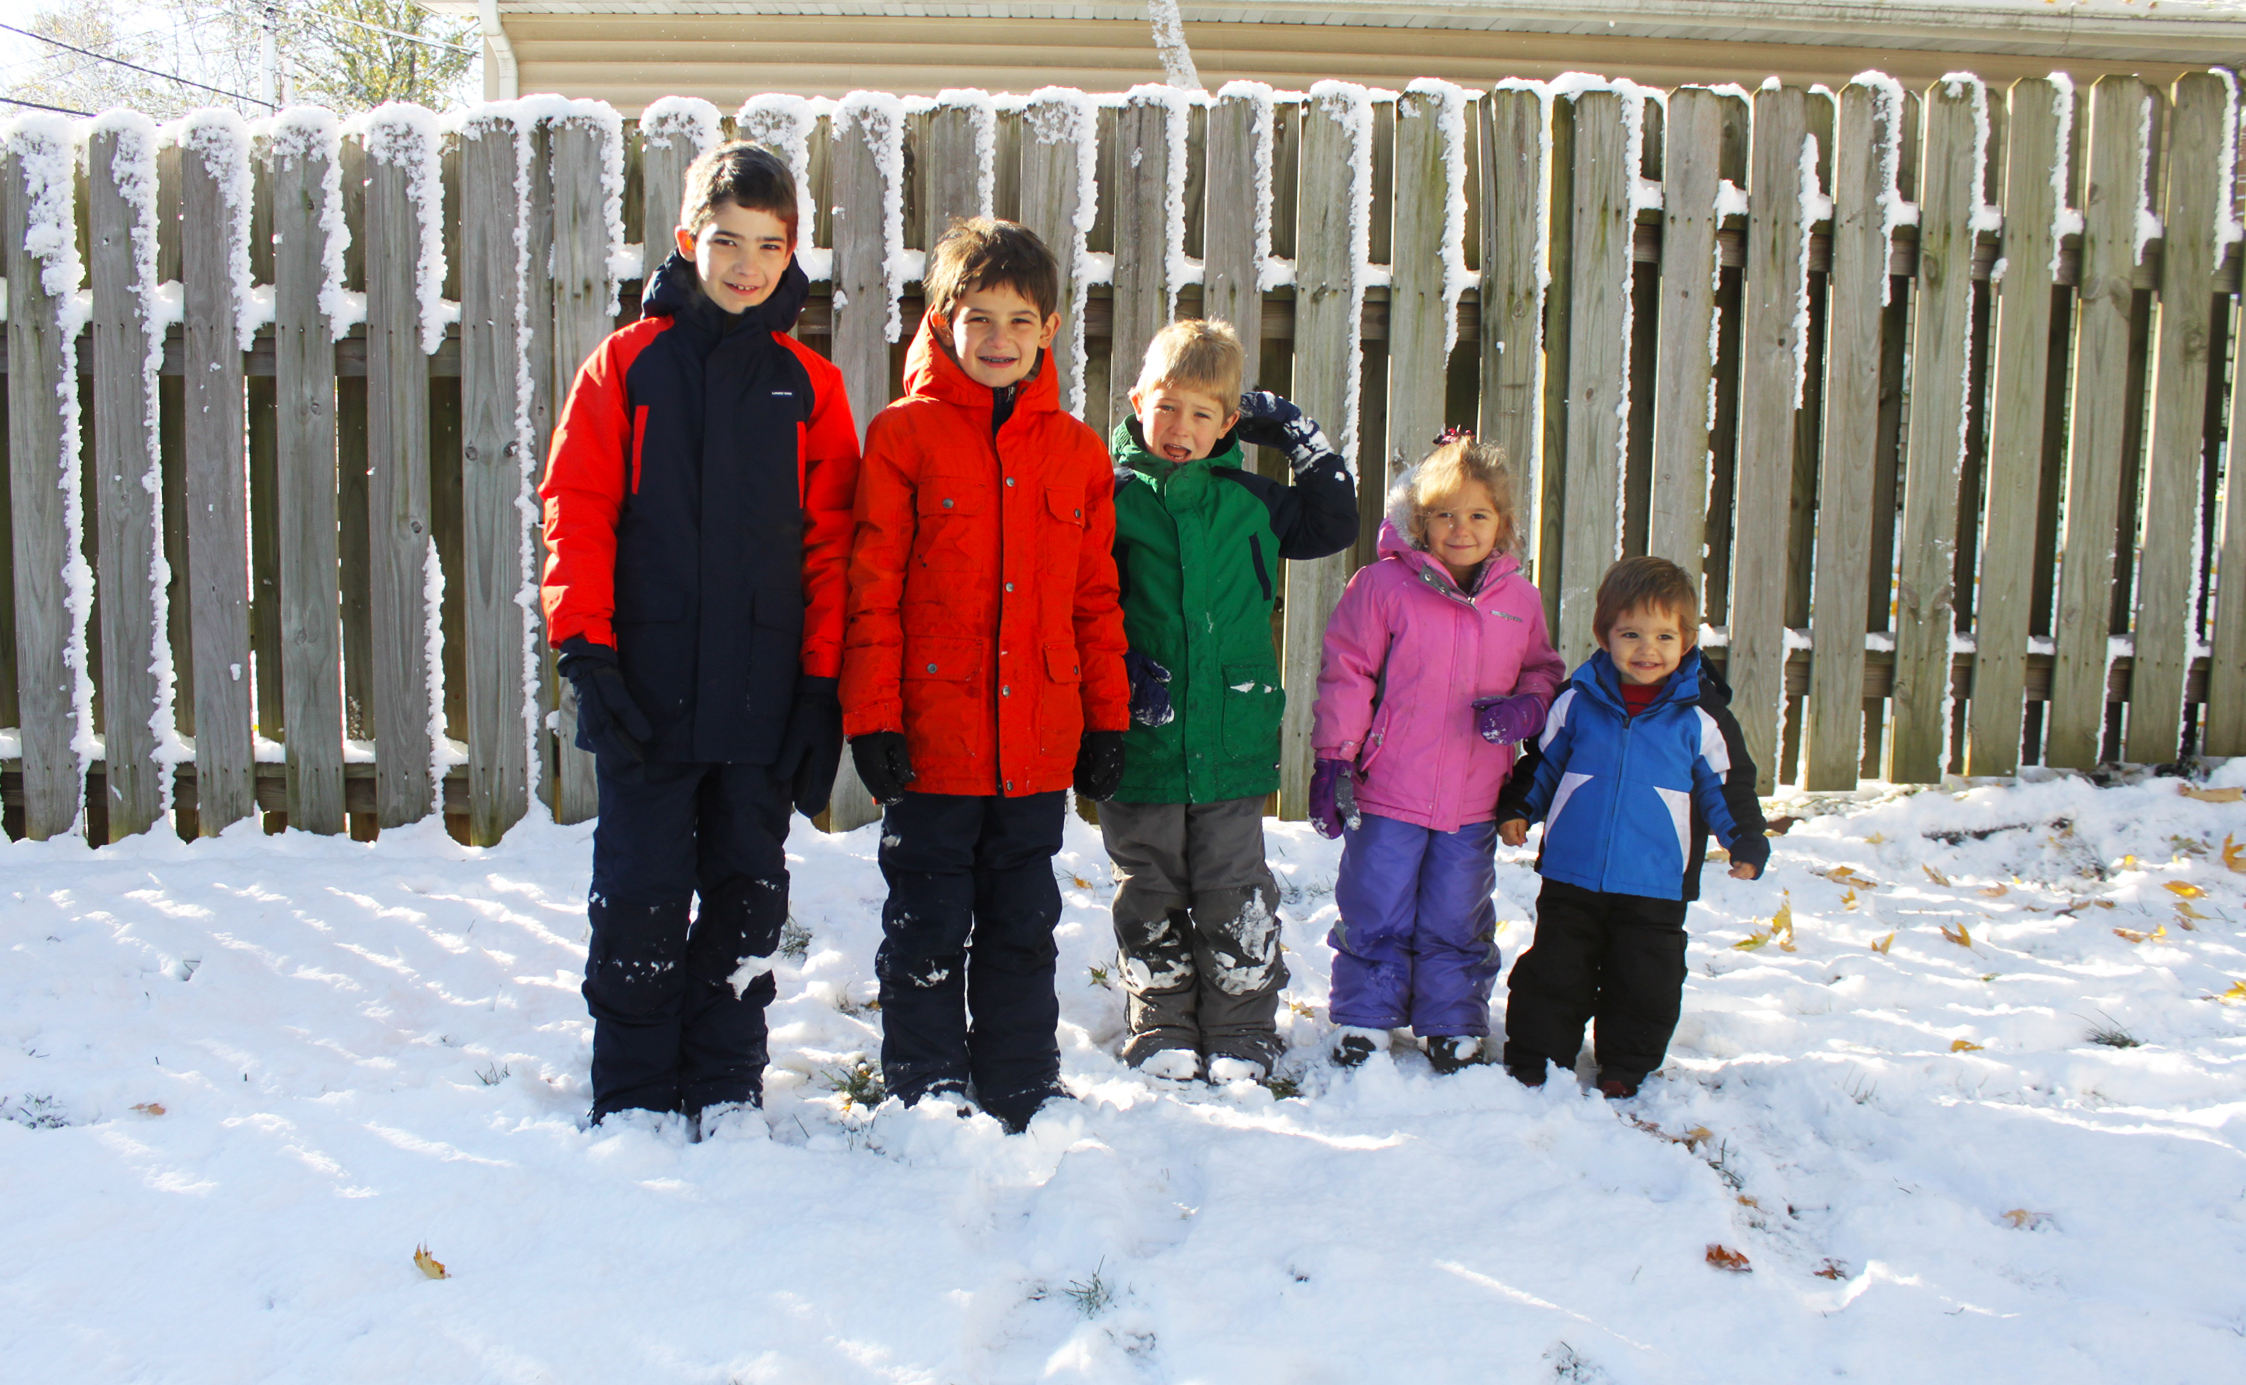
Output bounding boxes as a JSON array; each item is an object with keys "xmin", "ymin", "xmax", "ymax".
[
  {"xmin": 823, "ymin": 1059, "xmax": 885, "ymax": 1109},
  {"xmin": 2, "ymin": 1094, "xmax": 74, "ymax": 1129},
  {"xmin": 475, "ymin": 1061, "xmax": 510, "ymax": 1086},
  {"xmin": 1544, "ymin": 1341, "xmax": 1609, "ymax": 1381},
  {"xmin": 1263, "ymin": 1074, "xmax": 1302, "ymax": 1099},
  {"xmin": 1086, "ymin": 962, "xmax": 1113, "ymax": 989},
  {"xmin": 2084, "ymin": 1011, "xmax": 2143, "ymax": 1049},
  {"xmin": 1060, "ymin": 1262, "xmax": 1117, "ymax": 1318},
  {"xmin": 778, "ymin": 915, "xmax": 812, "ymax": 960}
]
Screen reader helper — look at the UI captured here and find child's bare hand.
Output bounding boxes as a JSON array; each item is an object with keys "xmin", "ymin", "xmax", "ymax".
[
  {"xmin": 1729, "ymin": 860, "xmax": 1760, "ymax": 880},
  {"xmin": 1498, "ymin": 819, "xmax": 1528, "ymax": 848}
]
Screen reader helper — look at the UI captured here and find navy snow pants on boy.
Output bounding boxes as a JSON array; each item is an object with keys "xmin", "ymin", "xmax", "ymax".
[
  {"xmin": 876, "ymin": 790, "xmax": 1066, "ymax": 1125},
  {"xmin": 1503, "ymin": 878, "xmax": 1690, "ymax": 1082},
  {"xmin": 584, "ymin": 754, "xmax": 793, "ymax": 1120},
  {"xmin": 1327, "ymin": 811, "xmax": 1503, "ymax": 1037}
]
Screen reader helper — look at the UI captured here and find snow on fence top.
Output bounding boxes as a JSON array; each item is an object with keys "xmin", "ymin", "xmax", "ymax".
[{"xmin": 1, "ymin": 71, "xmax": 2242, "ymax": 847}]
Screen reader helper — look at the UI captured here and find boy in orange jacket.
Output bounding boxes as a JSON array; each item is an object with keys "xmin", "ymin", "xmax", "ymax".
[{"xmin": 841, "ymin": 218, "xmax": 1130, "ymax": 1130}]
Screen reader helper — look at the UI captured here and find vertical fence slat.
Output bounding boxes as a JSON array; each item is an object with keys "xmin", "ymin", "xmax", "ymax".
[
  {"xmin": 362, "ymin": 119, "xmax": 436, "ymax": 826},
  {"xmin": 1804, "ymin": 83, "xmax": 1896, "ymax": 791},
  {"xmin": 638, "ymin": 104, "xmax": 715, "ymax": 285},
  {"xmin": 825, "ymin": 95, "xmax": 905, "ymax": 833},
  {"xmin": 181, "ymin": 123, "xmax": 257, "ymax": 834},
  {"xmin": 2210, "ymin": 126, "xmax": 2246, "ymax": 756},
  {"xmin": 1650, "ymin": 87, "xmax": 1727, "ymax": 595},
  {"xmin": 1968, "ymin": 78, "xmax": 2067, "ymax": 776},
  {"xmin": 1479, "ymin": 86, "xmax": 1548, "ymax": 576},
  {"xmin": 7, "ymin": 126, "xmax": 86, "ymax": 839},
  {"xmin": 271, "ymin": 127, "xmax": 346, "ymax": 834},
  {"xmin": 923, "ymin": 99, "xmax": 990, "ymax": 240},
  {"xmin": 1387, "ymin": 83, "xmax": 1459, "ymax": 488},
  {"xmin": 1728, "ymin": 86, "xmax": 1811, "ymax": 793},
  {"xmin": 2048, "ymin": 76, "xmax": 2153, "ymax": 769},
  {"xmin": 1555, "ymin": 90, "xmax": 1633, "ymax": 665},
  {"xmin": 1278, "ymin": 85, "xmax": 1370, "ymax": 819},
  {"xmin": 1021, "ymin": 94, "xmax": 1095, "ymax": 413},
  {"xmin": 2128, "ymin": 72, "xmax": 2225, "ymax": 764},
  {"xmin": 1889, "ymin": 80, "xmax": 1987, "ymax": 782},
  {"xmin": 88, "ymin": 124, "xmax": 165, "ymax": 838},
  {"xmin": 460, "ymin": 117, "xmax": 530, "ymax": 845},
  {"xmin": 523, "ymin": 123, "xmax": 559, "ymax": 815},
  {"xmin": 1110, "ymin": 93, "xmax": 1181, "ymax": 427},
  {"xmin": 548, "ymin": 117, "xmax": 617, "ymax": 827},
  {"xmin": 1203, "ymin": 85, "xmax": 1270, "ymax": 391}
]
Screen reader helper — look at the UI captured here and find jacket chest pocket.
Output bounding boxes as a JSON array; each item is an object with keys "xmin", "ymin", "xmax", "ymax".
[
  {"xmin": 1219, "ymin": 660, "xmax": 1284, "ymax": 765},
  {"xmin": 915, "ymin": 483, "xmax": 989, "ymax": 573},
  {"xmin": 1041, "ymin": 484, "xmax": 1086, "ymax": 566}
]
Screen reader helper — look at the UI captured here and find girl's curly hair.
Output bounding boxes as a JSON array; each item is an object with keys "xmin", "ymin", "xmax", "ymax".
[{"xmin": 1387, "ymin": 435, "xmax": 1518, "ymax": 557}]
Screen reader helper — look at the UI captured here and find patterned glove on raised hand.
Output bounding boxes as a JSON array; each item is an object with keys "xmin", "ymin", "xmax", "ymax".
[
  {"xmin": 1307, "ymin": 758, "xmax": 1359, "ymax": 840},
  {"xmin": 1472, "ymin": 693, "xmax": 1547, "ymax": 747},
  {"xmin": 1123, "ymin": 650, "xmax": 1175, "ymax": 728},
  {"xmin": 1236, "ymin": 390, "xmax": 1338, "ymax": 477}
]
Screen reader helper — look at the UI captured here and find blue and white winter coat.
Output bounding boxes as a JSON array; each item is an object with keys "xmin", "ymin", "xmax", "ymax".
[{"xmin": 1496, "ymin": 649, "xmax": 1769, "ymax": 902}]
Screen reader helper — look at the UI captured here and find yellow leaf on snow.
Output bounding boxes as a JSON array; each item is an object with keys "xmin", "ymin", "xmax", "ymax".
[
  {"xmin": 1940, "ymin": 922, "xmax": 1973, "ymax": 949},
  {"xmin": 2113, "ymin": 924, "xmax": 2168, "ymax": 944},
  {"xmin": 2175, "ymin": 901, "xmax": 2207, "ymax": 928},
  {"xmin": 1774, "ymin": 894, "xmax": 1797, "ymax": 951},
  {"xmin": 1843, "ymin": 889, "xmax": 1860, "ymax": 911},
  {"xmin": 1951, "ymin": 1038, "xmax": 1985, "ymax": 1053},
  {"xmin": 1923, "ymin": 864, "xmax": 1951, "ymax": 886},
  {"xmin": 1870, "ymin": 932, "xmax": 1895, "ymax": 954},
  {"xmin": 2217, "ymin": 980, "xmax": 2246, "ymax": 1004},
  {"xmin": 2165, "ymin": 881, "xmax": 2208, "ymax": 899},
  {"xmin": 1732, "ymin": 930, "xmax": 1772, "ymax": 952},
  {"xmin": 2003, "ymin": 1209, "xmax": 2052, "ymax": 1230},
  {"xmin": 1978, "ymin": 884, "xmax": 2008, "ymax": 899},
  {"xmin": 1865, "ymin": 832, "xmax": 1887, "ymax": 845},
  {"xmin": 414, "ymin": 1245, "xmax": 450, "ymax": 1280},
  {"xmin": 130, "ymin": 1102, "xmax": 165, "ymax": 1116},
  {"xmin": 2224, "ymin": 835, "xmax": 2245, "ymax": 874},
  {"xmin": 2179, "ymin": 784, "xmax": 2244, "ymax": 803}
]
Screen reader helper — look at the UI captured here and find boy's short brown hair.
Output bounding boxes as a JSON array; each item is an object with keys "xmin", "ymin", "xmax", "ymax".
[
  {"xmin": 680, "ymin": 141, "xmax": 797, "ymax": 240},
  {"xmin": 1594, "ymin": 555, "xmax": 1699, "ymax": 644},
  {"xmin": 1398, "ymin": 437, "xmax": 1518, "ymax": 557},
  {"xmin": 923, "ymin": 217, "xmax": 1060, "ymax": 321},
  {"xmin": 1133, "ymin": 318, "xmax": 1244, "ymax": 406}
]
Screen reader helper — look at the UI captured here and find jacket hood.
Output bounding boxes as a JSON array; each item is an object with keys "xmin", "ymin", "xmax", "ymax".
[
  {"xmin": 902, "ymin": 305, "xmax": 1062, "ymax": 415},
  {"xmin": 641, "ymin": 250, "xmax": 812, "ymax": 336},
  {"xmin": 1110, "ymin": 415, "xmax": 1245, "ymax": 481}
]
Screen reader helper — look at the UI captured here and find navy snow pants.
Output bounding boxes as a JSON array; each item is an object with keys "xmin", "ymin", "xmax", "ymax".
[
  {"xmin": 876, "ymin": 790, "xmax": 1067, "ymax": 1125},
  {"xmin": 1503, "ymin": 878, "xmax": 1690, "ymax": 1082},
  {"xmin": 1327, "ymin": 811, "xmax": 1503, "ymax": 1037},
  {"xmin": 584, "ymin": 753, "xmax": 793, "ymax": 1119}
]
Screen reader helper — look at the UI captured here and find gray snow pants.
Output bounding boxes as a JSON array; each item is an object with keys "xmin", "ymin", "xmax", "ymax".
[{"xmin": 1099, "ymin": 796, "xmax": 1286, "ymax": 1069}]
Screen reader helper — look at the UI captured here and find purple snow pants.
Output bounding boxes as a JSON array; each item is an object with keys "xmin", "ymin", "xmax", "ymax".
[{"xmin": 1327, "ymin": 811, "xmax": 1502, "ymax": 1037}]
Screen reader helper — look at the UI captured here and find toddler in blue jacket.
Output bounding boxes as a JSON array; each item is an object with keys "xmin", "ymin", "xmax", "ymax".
[{"xmin": 1495, "ymin": 556, "xmax": 1769, "ymax": 1098}]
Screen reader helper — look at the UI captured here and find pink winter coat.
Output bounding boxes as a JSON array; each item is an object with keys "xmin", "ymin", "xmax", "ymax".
[{"xmin": 1311, "ymin": 519, "xmax": 1567, "ymax": 832}]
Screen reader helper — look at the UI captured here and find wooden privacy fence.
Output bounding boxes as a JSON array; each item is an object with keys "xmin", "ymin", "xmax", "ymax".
[{"xmin": 4, "ymin": 73, "xmax": 2242, "ymax": 847}]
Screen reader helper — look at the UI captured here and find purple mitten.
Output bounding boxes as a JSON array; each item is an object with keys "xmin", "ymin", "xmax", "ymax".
[
  {"xmin": 1308, "ymin": 758, "xmax": 1356, "ymax": 839},
  {"xmin": 1473, "ymin": 694, "xmax": 1546, "ymax": 746}
]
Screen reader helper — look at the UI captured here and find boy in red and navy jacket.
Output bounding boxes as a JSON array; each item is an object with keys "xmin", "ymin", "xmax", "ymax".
[{"xmin": 539, "ymin": 144, "xmax": 859, "ymax": 1136}]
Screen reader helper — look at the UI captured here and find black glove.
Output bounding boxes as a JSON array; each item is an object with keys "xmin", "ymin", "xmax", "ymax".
[
  {"xmin": 773, "ymin": 674, "xmax": 844, "ymax": 817},
  {"xmin": 1236, "ymin": 390, "xmax": 1337, "ymax": 476},
  {"xmin": 557, "ymin": 635, "xmax": 652, "ymax": 763},
  {"xmin": 1123, "ymin": 650, "xmax": 1175, "ymax": 728},
  {"xmin": 850, "ymin": 730, "xmax": 916, "ymax": 806},
  {"xmin": 1074, "ymin": 730, "xmax": 1128, "ymax": 801}
]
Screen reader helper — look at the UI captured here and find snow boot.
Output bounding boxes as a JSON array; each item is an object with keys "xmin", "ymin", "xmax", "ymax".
[
  {"xmin": 1506, "ymin": 1056, "xmax": 1549, "ymax": 1088},
  {"xmin": 1425, "ymin": 1036, "xmax": 1485, "ymax": 1075},
  {"xmin": 1597, "ymin": 1069, "xmax": 1644, "ymax": 1100},
  {"xmin": 1331, "ymin": 1025, "xmax": 1387, "ymax": 1068},
  {"xmin": 1206, "ymin": 1055, "xmax": 1266, "ymax": 1083},
  {"xmin": 692, "ymin": 1099, "xmax": 766, "ymax": 1143},
  {"xmin": 1139, "ymin": 1048, "xmax": 1201, "ymax": 1081}
]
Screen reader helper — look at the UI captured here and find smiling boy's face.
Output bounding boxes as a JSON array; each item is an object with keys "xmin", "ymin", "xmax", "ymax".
[
  {"xmin": 674, "ymin": 202, "xmax": 792, "ymax": 313},
  {"xmin": 1131, "ymin": 384, "xmax": 1239, "ymax": 464},
  {"xmin": 947, "ymin": 284, "xmax": 1060, "ymax": 389}
]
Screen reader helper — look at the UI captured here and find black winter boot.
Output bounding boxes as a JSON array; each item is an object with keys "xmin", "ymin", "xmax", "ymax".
[{"xmin": 1425, "ymin": 1036, "xmax": 1486, "ymax": 1074}]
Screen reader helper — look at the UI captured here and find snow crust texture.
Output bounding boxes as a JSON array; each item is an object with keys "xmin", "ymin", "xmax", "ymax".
[{"xmin": 5, "ymin": 772, "xmax": 2246, "ymax": 1381}]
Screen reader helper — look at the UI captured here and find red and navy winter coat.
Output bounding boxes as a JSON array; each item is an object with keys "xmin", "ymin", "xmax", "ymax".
[{"xmin": 538, "ymin": 253, "xmax": 860, "ymax": 764}]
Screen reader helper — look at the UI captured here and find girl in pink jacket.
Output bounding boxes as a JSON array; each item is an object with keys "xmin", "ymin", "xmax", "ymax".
[{"xmin": 1308, "ymin": 434, "xmax": 1566, "ymax": 1072}]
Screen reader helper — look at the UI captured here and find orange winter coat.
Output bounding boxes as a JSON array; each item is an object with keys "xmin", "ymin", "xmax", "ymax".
[{"xmin": 841, "ymin": 309, "xmax": 1130, "ymax": 797}]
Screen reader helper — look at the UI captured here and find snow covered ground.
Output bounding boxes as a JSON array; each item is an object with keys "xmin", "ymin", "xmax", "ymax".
[{"xmin": 5, "ymin": 766, "xmax": 2245, "ymax": 1383}]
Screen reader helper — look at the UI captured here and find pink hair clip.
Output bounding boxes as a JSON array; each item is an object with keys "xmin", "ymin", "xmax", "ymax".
[{"xmin": 1432, "ymin": 424, "xmax": 1475, "ymax": 446}]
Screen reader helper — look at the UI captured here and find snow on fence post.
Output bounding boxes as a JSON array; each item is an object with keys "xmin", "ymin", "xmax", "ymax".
[
  {"xmin": 1477, "ymin": 85, "xmax": 1550, "ymax": 584},
  {"xmin": 1109, "ymin": 85, "xmax": 1190, "ymax": 429},
  {"xmin": 824, "ymin": 91, "xmax": 908, "ymax": 834},
  {"xmin": 2127, "ymin": 71, "xmax": 2228, "ymax": 766},
  {"xmin": 1650, "ymin": 86, "xmax": 1732, "ymax": 597},
  {"xmin": 1020, "ymin": 89, "xmax": 1099, "ymax": 416},
  {"xmin": 1729, "ymin": 83, "xmax": 1814, "ymax": 795},
  {"xmin": 458, "ymin": 109, "xmax": 533, "ymax": 846},
  {"xmin": 178, "ymin": 110, "xmax": 260, "ymax": 835},
  {"xmin": 1277, "ymin": 82, "xmax": 1372, "ymax": 820},
  {"xmin": 923, "ymin": 90, "xmax": 996, "ymax": 243},
  {"xmin": 5, "ymin": 116, "xmax": 92, "ymax": 841},
  {"xmin": 1387, "ymin": 81, "xmax": 1466, "ymax": 488},
  {"xmin": 1889, "ymin": 76, "xmax": 1993, "ymax": 784},
  {"xmin": 546, "ymin": 104, "xmax": 625, "ymax": 827},
  {"xmin": 2047, "ymin": 75, "xmax": 2155, "ymax": 770},
  {"xmin": 641, "ymin": 97, "xmax": 724, "ymax": 284},
  {"xmin": 269, "ymin": 110, "xmax": 348, "ymax": 835},
  {"xmin": 1555, "ymin": 86, "xmax": 1640, "ymax": 667},
  {"xmin": 1968, "ymin": 76, "xmax": 2071, "ymax": 776},
  {"xmin": 359, "ymin": 106, "xmax": 442, "ymax": 827},
  {"xmin": 87, "ymin": 114, "xmax": 170, "ymax": 840},
  {"xmin": 2209, "ymin": 82, "xmax": 2246, "ymax": 758},
  {"xmin": 1805, "ymin": 78, "xmax": 1906, "ymax": 792},
  {"xmin": 1204, "ymin": 82, "xmax": 1272, "ymax": 394}
]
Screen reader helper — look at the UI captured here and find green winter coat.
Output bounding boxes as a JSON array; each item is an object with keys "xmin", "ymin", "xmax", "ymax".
[{"xmin": 1108, "ymin": 417, "xmax": 1359, "ymax": 803}]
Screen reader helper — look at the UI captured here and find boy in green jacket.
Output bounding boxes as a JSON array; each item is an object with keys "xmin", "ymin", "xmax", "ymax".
[{"xmin": 1103, "ymin": 319, "xmax": 1358, "ymax": 1081}]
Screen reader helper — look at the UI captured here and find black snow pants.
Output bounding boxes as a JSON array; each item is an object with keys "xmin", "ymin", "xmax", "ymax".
[
  {"xmin": 875, "ymin": 790, "xmax": 1066, "ymax": 1126},
  {"xmin": 584, "ymin": 753, "xmax": 793, "ymax": 1119},
  {"xmin": 1503, "ymin": 878, "xmax": 1689, "ymax": 1082}
]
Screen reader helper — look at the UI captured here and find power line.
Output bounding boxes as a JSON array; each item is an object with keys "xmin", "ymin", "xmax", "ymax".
[
  {"xmin": 1, "ymin": 93, "xmax": 96, "ymax": 116},
  {"xmin": 0, "ymin": 19, "xmax": 274, "ymax": 109},
  {"xmin": 297, "ymin": 11, "xmax": 478, "ymax": 56}
]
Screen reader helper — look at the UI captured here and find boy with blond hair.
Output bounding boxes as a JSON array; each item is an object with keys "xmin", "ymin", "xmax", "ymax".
[
  {"xmin": 841, "ymin": 218, "xmax": 1130, "ymax": 1130},
  {"xmin": 1101, "ymin": 318, "xmax": 1357, "ymax": 1081}
]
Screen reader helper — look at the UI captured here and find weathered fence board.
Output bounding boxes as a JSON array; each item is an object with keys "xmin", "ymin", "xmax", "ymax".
[
  {"xmin": 923, "ymin": 100, "xmax": 991, "ymax": 241},
  {"xmin": 1020, "ymin": 93, "xmax": 1096, "ymax": 412},
  {"xmin": 1109, "ymin": 92, "xmax": 1181, "ymax": 426},
  {"xmin": 1967, "ymin": 77, "xmax": 2068, "ymax": 776},
  {"xmin": 1478, "ymin": 85, "xmax": 1548, "ymax": 575},
  {"xmin": 2128, "ymin": 72, "xmax": 2225, "ymax": 765},
  {"xmin": 271, "ymin": 124, "xmax": 346, "ymax": 835},
  {"xmin": 2212, "ymin": 278, "xmax": 2246, "ymax": 756},
  {"xmin": 1555, "ymin": 89, "xmax": 1634, "ymax": 665},
  {"xmin": 549, "ymin": 117, "xmax": 614, "ymax": 827},
  {"xmin": 2048, "ymin": 76, "xmax": 2155, "ymax": 769},
  {"xmin": 1386, "ymin": 83, "xmax": 1461, "ymax": 486},
  {"xmin": 1203, "ymin": 85, "xmax": 1269, "ymax": 393},
  {"xmin": 1649, "ymin": 87, "xmax": 1728, "ymax": 594}
]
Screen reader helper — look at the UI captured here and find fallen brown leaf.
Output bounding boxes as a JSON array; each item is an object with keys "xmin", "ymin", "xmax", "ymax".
[
  {"xmin": 1705, "ymin": 1244, "xmax": 1752, "ymax": 1273},
  {"xmin": 414, "ymin": 1245, "xmax": 450, "ymax": 1280}
]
